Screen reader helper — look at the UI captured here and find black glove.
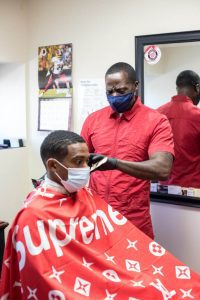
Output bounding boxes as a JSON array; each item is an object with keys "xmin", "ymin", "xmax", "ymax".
[{"xmin": 88, "ymin": 153, "xmax": 118, "ymax": 172}]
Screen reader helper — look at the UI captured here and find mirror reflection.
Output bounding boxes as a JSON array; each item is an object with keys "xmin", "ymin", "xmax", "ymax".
[
  {"xmin": 136, "ymin": 36, "xmax": 200, "ymax": 198},
  {"xmin": 144, "ymin": 42, "xmax": 200, "ymax": 108}
]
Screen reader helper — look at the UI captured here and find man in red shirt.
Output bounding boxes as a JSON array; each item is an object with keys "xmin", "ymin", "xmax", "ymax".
[
  {"xmin": 157, "ymin": 70, "xmax": 200, "ymax": 188},
  {"xmin": 81, "ymin": 62, "xmax": 174, "ymax": 239}
]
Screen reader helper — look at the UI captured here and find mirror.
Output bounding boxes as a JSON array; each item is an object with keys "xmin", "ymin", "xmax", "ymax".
[{"xmin": 135, "ymin": 30, "xmax": 200, "ymax": 205}]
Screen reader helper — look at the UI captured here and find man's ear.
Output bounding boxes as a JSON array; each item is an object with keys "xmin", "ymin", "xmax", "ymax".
[
  {"xmin": 194, "ymin": 83, "xmax": 200, "ymax": 93},
  {"xmin": 46, "ymin": 158, "xmax": 57, "ymax": 171},
  {"xmin": 135, "ymin": 81, "xmax": 139, "ymax": 90}
]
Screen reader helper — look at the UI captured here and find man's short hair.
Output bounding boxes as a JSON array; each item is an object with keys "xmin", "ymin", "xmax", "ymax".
[
  {"xmin": 40, "ymin": 130, "xmax": 85, "ymax": 165},
  {"xmin": 176, "ymin": 70, "xmax": 200, "ymax": 88},
  {"xmin": 105, "ymin": 62, "xmax": 137, "ymax": 83}
]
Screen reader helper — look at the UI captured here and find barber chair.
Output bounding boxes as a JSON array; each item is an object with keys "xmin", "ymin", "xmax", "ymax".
[{"xmin": 0, "ymin": 221, "xmax": 9, "ymax": 276}]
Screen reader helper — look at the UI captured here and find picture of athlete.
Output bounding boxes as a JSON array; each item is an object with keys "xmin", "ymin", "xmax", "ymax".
[{"xmin": 38, "ymin": 44, "xmax": 72, "ymax": 98}]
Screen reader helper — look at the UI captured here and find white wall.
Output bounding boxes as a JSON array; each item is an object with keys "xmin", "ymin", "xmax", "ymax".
[
  {"xmin": 151, "ymin": 202, "xmax": 200, "ymax": 273},
  {"xmin": 0, "ymin": 0, "xmax": 29, "ymax": 231},
  {"xmin": 0, "ymin": 1, "xmax": 27, "ymax": 140},
  {"xmin": 0, "ymin": 63, "xmax": 26, "ymax": 138},
  {"xmin": 0, "ymin": 148, "xmax": 29, "ymax": 225},
  {"xmin": 0, "ymin": 0, "xmax": 27, "ymax": 62}
]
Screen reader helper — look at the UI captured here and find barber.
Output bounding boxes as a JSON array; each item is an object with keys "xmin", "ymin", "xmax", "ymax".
[{"xmin": 81, "ymin": 62, "xmax": 174, "ymax": 238}]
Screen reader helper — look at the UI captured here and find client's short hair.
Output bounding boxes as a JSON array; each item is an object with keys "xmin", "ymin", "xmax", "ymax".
[
  {"xmin": 40, "ymin": 130, "xmax": 85, "ymax": 165},
  {"xmin": 176, "ymin": 70, "xmax": 200, "ymax": 88}
]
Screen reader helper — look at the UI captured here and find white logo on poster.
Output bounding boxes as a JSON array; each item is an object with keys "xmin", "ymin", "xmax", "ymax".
[
  {"xmin": 149, "ymin": 241, "xmax": 166, "ymax": 256},
  {"xmin": 125, "ymin": 259, "xmax": 141, "ymax": 272},
  {"xmin": 144, "ymin": 45, "xmax": 161, "ymax": 64},
  {"xmin": 175, "ymin": 266, "xmax": 191, "ymax": 279},
  {"xmin": 102, "ymin": 270, "xmax": 121, "ymax": 282},
  {"xmin": 74, "ymin": 277, "xmax": 91, "ymax": 297},
  {"xmin": 39, "ymin": 47, "xmax": 47, "ymax": 58},
  {"xmin": 48, "ymin": 290, "xmax": 66, "ymax": 300}
]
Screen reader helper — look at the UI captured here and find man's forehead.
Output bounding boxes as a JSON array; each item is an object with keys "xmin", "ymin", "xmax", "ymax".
[
  {"xmin": 67, "ymin": 143, "xmax": 89, "ymax": 156},
  {"xmin": 105, "ymin": 71, "xmax": 131, "ymax": 85},
  {"xmin": 106, "ymin": 70, "xmax": 128, "ymax": 79}
]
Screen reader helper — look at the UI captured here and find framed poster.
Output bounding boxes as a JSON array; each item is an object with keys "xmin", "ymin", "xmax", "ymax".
[
  {"xmin": 38, "ymin": 98, "xmax": 72, "ymax": 131},
  {"xmin": 38, "ymin": 43, "xmax": 72, "ymax": 98}
]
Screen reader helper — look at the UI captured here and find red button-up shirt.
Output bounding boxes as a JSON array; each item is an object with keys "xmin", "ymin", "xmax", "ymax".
[
  {"xmin": 157, "ymin": 94, "xmax": 200, "ymax": 188},
  {"xmin": 81, "ymin": 98, "xmax": 174, "ymax": 238}
]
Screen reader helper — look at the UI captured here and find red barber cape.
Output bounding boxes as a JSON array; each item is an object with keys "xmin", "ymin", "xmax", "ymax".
[{"xmin": 0, "ymin": 185, "xmax": 200, "ymax": 299}]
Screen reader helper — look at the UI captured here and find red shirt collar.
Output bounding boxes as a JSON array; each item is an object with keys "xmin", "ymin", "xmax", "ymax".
[
  {"xmin": 171, "ymin": 94, "xmax": 194, "ymax": 104},
  {"xmin": 109, "ymin": 96, "xmax": 143, "ymax": 121}
]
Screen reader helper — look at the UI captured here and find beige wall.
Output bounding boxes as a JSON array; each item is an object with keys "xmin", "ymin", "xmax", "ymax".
[
  {"xmin": 0, "ymin": 148, "xmax": 29, "ymax": 225},
  {"xmin": 0, "ymin": 0, "xmax": 200, "ymax": 272},
  {"xmin": 0, "ymin": 0, "xmax": 29, "ymax": 230},
  {"xmin": 0, "ymin": 0, "xmax": 27, "ymax": 62}
]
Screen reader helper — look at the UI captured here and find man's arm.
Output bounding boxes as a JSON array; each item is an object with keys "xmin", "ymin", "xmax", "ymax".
[
  {"xmin": 116, "ymin": 151, "xmax": 173, "ymax": 180},
  {"xmin": 89, "ymin": 151, "xmax": 173, "ymax": 181}
]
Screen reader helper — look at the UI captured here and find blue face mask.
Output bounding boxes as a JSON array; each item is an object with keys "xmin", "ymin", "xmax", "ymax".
[{"xmin": 107, "ymin": 92, "xmax": 134, "ymax": 113}]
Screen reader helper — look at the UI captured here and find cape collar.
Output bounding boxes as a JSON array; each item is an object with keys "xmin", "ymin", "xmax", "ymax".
[{"xmin": 44, "ymin": 175, "xmax": 68, "ymax": 194}]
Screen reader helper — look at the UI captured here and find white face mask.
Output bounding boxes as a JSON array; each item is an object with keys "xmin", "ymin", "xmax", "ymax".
[{"xmin": 54, "ymin": 160, "xmax": 90, "ymax": 193}]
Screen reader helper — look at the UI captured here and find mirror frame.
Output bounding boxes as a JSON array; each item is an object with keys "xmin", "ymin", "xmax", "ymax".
[
  {"xmin": 135, "ymin": 30, "xmax": 200, "ymax": 102},
  {"xmin": 135, "ymin": 30, "xmax": 200, "ymax": 207}
]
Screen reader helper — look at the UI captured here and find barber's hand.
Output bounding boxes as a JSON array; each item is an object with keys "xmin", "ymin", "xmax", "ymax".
[{"xmin": 88, "ymin": 153, "xmax": 118, "ymax": 172}]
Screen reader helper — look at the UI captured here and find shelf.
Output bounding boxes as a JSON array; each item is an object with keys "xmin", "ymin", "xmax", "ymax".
[{"xmin": 150, "ymin": 192, "xmax": 200, "ymax": 208}]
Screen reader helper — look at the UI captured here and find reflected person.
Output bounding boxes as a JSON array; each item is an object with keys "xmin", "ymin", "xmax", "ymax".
[{"xmin": 157, "ymin": 70, "xmax": 200, "ymax": 188}]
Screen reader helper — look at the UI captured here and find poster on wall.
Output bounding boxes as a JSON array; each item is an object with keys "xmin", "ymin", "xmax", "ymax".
[
  {"xmin": 38, "ymin": 43, "xmax": 72, "ymax": 98},
  {"xmin": 38, "ymin": 98, "xmax": 72, "ymax": 131},
  {"xmin": 78, "ymin": 79, "xmax": 108, "ymax": 126}
]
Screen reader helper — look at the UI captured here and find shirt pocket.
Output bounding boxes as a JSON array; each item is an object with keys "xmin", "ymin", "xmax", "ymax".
[{"xmin": 124, "ymin": 141, "xmax": 149, "ymax": 161}]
